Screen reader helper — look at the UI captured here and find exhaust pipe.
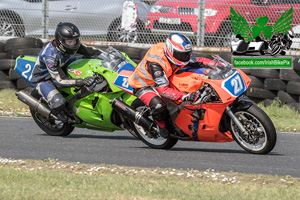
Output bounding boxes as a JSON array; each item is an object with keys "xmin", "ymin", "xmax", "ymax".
[
  {"xmin": 15, "ymin": 90, "xmax": 56, "ymax": 119},
  {"xmin": 110, "ymin": 98, "xmax": 154, "ymax": 131}
]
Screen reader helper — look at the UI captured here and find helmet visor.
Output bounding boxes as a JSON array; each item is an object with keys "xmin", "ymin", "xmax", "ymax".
[
  {"xmin": 173, "ymin": 49, "xmax": 191, "ymax": 62},
  {"xmin": 65, "ymin": 39, "xmax": 77, "ymax": 46},
  {"xmin": 62, "ymin": 38, "xmax": 80, "ymax": 50}
]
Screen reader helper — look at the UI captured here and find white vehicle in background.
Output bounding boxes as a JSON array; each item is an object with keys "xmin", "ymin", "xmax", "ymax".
[
  {"xmin": 0, "ymin": 0, "xmax": 150, "ymax": 43},
  {"xmin": 231, "ymin": 34, "xmax": 268, "ymax": 55},
  {"xmin": 231, "ymin": 31, "xmax": 294, "ymax": 56}
]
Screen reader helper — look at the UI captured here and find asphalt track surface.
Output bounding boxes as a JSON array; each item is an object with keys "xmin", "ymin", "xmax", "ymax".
[{"xmin": 1, "ymin": 116, "xmax": 300, "ymax": 177}]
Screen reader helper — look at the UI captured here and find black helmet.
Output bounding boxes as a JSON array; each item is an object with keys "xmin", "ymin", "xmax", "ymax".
[{"xmin": 55, "ymin": 22, "xmax": 81, "ymax": 54}]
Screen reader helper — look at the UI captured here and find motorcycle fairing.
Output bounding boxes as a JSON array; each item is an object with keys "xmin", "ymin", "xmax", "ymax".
[
  {"xmin": 169, "ymin": 71, "xmax": 205, "ymax": 93},
  {"xmin": 175, "ymin": 103, "xmax": 234, "ymax": 142},
  {"xmin": 113, "ymin": 63, "xmax": 135, "ymax": 94},
  {"xmin": 14, "ymin": 55, "xmax": 37, "ymax": 84}
]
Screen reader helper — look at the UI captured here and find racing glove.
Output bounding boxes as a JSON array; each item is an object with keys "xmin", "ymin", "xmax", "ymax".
[
  {"xmin": 75, "ymin": 77, "xmax": 95, "ymax": 87},
  {"xmin": 182, "ymin": 92, "xmax": 200, "ymax": 103}
]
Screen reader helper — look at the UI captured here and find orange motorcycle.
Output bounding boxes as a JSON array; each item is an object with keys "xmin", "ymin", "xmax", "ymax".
[{"xmin": 111, "ymin": 55, "xmax": 276, "ymax": 154}]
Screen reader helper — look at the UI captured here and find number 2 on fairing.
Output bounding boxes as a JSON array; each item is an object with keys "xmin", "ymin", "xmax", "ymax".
[
  {"xmin": 21, "ymin": 64, "xmax": 32, "ymax": 81},
  {"xmin": 122, "ymin": 77, "xmax": 129, "ymax": 88},
  {"xmin": 231, "ymin": 75, "xmax": 243, "ymax": 95}
]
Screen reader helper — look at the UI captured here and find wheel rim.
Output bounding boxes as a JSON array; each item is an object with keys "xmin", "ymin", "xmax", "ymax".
[
  {"xmin": 116, "ymin": 26, "xmax": 138, "ymax": 43},
  {"xmin": 134, "ymin": 106, "xmax": 167, "ymax": 145},
  {"xmin": 230, "ymin": 111, "xmax": 267, "ymax": 151},
  {"xmin": 31, "ymin": 99, "xmax": 65, "ymax": 131},
  {"xmin": 0, "ymin": 20, "xmax": 15, "ymax": 36},
  {"xmin": 35, "ymin": 112, "xmax": 65, "ymax": 131}
]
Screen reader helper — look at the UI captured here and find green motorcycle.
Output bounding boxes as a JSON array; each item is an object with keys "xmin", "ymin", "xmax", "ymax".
[{"xmin": 14, "ymin": 47, "xmax": 156, "ymax": 139}]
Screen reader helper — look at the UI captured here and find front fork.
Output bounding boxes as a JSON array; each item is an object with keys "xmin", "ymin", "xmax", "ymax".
[
  {"xmin": 225, "ymin": 107, "xmax": 248, "ymax": 136},
  {"xmin": 225, "ymin": 97, "xmax": 253, "ymax": 136}
]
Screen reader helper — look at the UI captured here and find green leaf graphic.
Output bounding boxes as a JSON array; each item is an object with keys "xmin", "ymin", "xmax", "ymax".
[
  {"xmin": 230, "ymin": 7, "xmax": 253, "ymax": 41},
  {"xmin": 256, "ymin": 16, "xmax": 269, "ymax": 27}
]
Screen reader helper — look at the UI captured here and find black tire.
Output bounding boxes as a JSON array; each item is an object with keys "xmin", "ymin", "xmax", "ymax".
[
  {"xmin": 0, "ymin": 52, "xmax": 6, "ymax": 59},
  {"xmin": 287, "ymin": 81, "xmax": 300, "ymax": 95},
  {"xmin": 16, "ymin": 78, "xmax": 33, "ymax": 90},
  {"xmin": 248, "ymin": 75, "xmax": 264, "ymax": 88},
  {"xmin": 8, "ymin": 68, "xmax": 21, "ymax": 81},
  {"xmin": 107, "ymin": 17, "xmax": 149, "ymax": 43},
  {"xmin": 0, "ymin": 80, "xmax": 15, "ymax": 89},
  {"xmin": 5, "ymin": 38, "xmax": 43, "ymax": 52},
  {"xmin": 246, "ymin": 87, "xmax": 276, "ymax": 99},
  {"xmin": 129, "ymin": 99, "xmax": 178, "ymax": 149},
  {"xmin": 277, "ymin": 90, "xmax": 297, "ymax": 104},
  {"xmin": 293, "ymin": 57, "xmax": 300, "ymax": 72},
  {"xmin": 140, "ymin": 49, "xmax": 149, "ymax": 59},
  {"xmin": 250, "ymin": 69, "xmax": 279, "ymax": 78},
  {"xmin": 112, "ymin": 46, "xmax": 143, "ymax": 60},
  {"xmin": 131, "ymin": 59, "xmax": 141, "ymax": 65},
  {"xmin": 270, "ymin": 44, "xmax": 281, "ymax": 56},
  {"xmin": 0, "ymin": 42, "xmax": 5, "ymax": 52},
  {"xmin": 241, "ymin": 68, "xmax": 252, "ymax": 75},
  {"xmin": 0, "ymin": 59, "xmax": 16, "ymax": 70},
  {"xmin": 30, "ymin": 89, "xmax": 74, "ymax": 136},
  {"xmin": 6, "ymin": 48, "xmax": 42, "ymax": 59},
  {"xmin": 219, "ymin": 52, "xmax": 232, "ymax": 63},
  {"xmin": 264, "ymin": 78, "xmax": 287, "ymax": 91},
  {"xmin": 0, "ymin": 15, "xmax": 25, "ymax": 37},
  {"xmin": 287, "ymin": 102, "xmax": 300, "ymax": 113},
  {"xmin": 264, "ymin": 99, "xmax": 274, "ymax": 107},
  {"xmin": 230, "ymin": 104, "xmax": 276, "ymax": 154},
  {"xmin": 279, "ymin": 69, "xmax": 300, "ymax": 81},
  {"xmin": 0, "ymin": 70, "xmax": 8, "ymax": 80}
]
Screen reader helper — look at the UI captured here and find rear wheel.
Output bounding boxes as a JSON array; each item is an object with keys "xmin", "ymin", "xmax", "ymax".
[
  {"xmin": 30, "ymin": 90, "xmax": 74, "ymax": 136},
  {"xmin": 129, "ymin": 99, "xmax": 178, "ymax": 149},
  {"xmin": 230, "ymin": 104, "xmax": 276, "ymax": 154}
]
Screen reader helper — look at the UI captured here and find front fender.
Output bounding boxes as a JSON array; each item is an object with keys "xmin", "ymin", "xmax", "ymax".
[{"xmin": 232, "ymin": 96, "xmax": 253, "ymax": 111}]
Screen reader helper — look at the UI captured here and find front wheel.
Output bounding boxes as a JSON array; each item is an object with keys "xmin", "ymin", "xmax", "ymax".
[
  {"xmin": 129, "ymin": 99, "xmax": 178, "ymax": 149},
  {"xmin": 30, "ymin": 90, "xmax": 74, "ymax": 136},
  {"xmin": 230, "ymin": 104, "xmax": 276, "ymax": 154}
]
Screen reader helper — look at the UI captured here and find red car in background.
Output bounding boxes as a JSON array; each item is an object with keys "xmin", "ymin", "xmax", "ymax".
[{"xmin": 145, "ymin": 0, "xmax": 300, "ymax": 47}]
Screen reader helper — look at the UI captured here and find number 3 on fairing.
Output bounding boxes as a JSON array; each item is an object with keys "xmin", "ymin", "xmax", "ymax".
[
  {"xmin": 122, "ymin": 77, "xmax": 129, "ymax": 88},
  {"xmin": 231, "ymin": 75, "xmax": 243, "ymax": 95}
]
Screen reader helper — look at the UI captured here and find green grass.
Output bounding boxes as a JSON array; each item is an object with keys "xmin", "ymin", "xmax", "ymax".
[
  {"xmin": 0, "ymin": 158, "xmax": 299, "ymax": 200},
  {"xmin": 0, "ymin": 89, "xmax": 31, "ymax": 117},
  {"xmin": 257, "ymin": 98, "xmax": 300, "ymax": 132}
]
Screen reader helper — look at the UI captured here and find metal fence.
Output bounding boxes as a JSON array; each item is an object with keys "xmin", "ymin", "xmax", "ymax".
[{"xmin": 0, "ymin": 0, "xmax": 299, "ymax": 49}]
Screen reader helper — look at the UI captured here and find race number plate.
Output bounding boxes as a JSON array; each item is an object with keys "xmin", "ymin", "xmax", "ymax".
[
  {"xmin": 113, "ymin": 63, "xmax": 135, "ymax": 94},
  {"xmin": 14, "ymin": 56, "xmax": 37, "ymax": 84},
  {"xmin": 221, "ymin": 71, "xmax": 246, "ymax": 97}
]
